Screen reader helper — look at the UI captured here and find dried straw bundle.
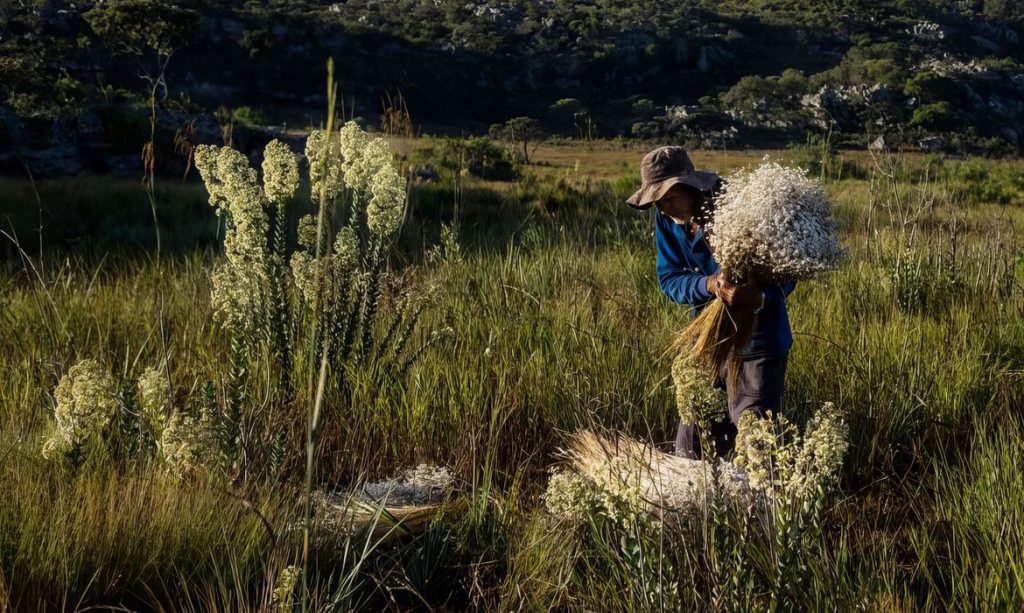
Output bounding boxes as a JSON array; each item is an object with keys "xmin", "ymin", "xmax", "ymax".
[
  {"xmin": 671, "ymin": 161, "xmax": 843, "ymax": 379},
  {"xmin": 554, "ymin": 430, "xmax": 754, "ymax": 517},
  {"xmin": 315, "ymin": 464, "xmax": 461, "ymax": 541}
]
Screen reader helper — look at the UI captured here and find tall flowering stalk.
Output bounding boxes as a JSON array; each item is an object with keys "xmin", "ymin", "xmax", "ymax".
[
  {"xmin": 195, "ymin": 140, "xmax": 291, "ymax": 475},
  {"xmin": 671, "ymin": 160, "xmax": 843, "ymax": 380},
  {"xmin": 733, "ymin": 402, "xmax": 849, "ymax": 599}
]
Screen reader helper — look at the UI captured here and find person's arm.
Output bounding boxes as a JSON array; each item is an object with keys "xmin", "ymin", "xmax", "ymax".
[{"xmin": 655, "ymin": 219, "xmax": 715, "ymax": 307}]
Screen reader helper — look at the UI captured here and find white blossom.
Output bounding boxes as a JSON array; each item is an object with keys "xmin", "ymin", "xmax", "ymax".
[
  {"xmin": 136, "ymin": 366, "xmax": 168, "ymax": 436},
  {"xmin": 305, "ymin": 129, "xmax": 344, "ymax": 202},
  {"xmin": 366, "ymin": 163, "xmax": 407, "ymax": 239},
  {"xmin": 671, "ymin": 352, "xmax": 725, "ymax": 424},
  {"xmin": 160, "ymin": 407, "xmax": 221, "ymax": 478},
  {"xmin": 734, "ymin": 402, "xmax": 849, "ymax": 504},
  {"xmin": 41, "ymin": 433, "xmax": 72, "ymax": 461},
  {"xmin": 262, "ymin": 139, "xmax": 300, "ymax": 206},
  {"xmin": 194, "ymin": 144, "xmax": 271, "ymax": 336},
  {"xmin": 272, "ymin": 565, "xmax": 302, "ymax": 611},
  {"xmin": 708, "ymin": 160, "xmax": 843, "ymax": 283},
  {"xmin": 52, "ymin": 359, "xmax": 118, "ymax": 448},
  {"xmin": 337, "ymin": 121, "xmax": 407, "ymax": 240}
]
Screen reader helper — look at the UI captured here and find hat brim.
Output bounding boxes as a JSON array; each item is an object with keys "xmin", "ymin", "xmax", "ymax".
[{"xmin": 625, "ymin": 171, "xmax": 721, "ymax": 210}]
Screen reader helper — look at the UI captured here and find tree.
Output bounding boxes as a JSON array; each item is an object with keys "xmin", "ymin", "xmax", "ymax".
[
  {"xmin": 489, "ymin": 117, "xmax": 546, "ymax": 164},
  {"xmin": 84, "ymin": 1, "xmax": 198, "ymax": 56},
  {"xmin": 909, "ymin": 102, "xmax": 954, "ymax": 130}
]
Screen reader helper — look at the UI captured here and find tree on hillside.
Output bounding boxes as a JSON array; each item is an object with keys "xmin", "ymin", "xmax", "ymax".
[
  {"xmin": 489, "ymin": 117, "xmax": 546, "ymax": 164},
  {"xmin": 85, "ymin": 1, "xmax": 198, "ymax": 57}
]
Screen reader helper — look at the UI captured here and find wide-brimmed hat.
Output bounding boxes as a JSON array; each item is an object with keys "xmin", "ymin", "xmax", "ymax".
[{"xmin": 626, "ymin": 146, "xmax": 721, "ymax": 210}]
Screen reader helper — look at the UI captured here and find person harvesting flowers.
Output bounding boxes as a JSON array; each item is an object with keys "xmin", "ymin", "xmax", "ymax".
[{"xmin": 627, "ymin": 146, "xmax": 800, "ymax": 459}]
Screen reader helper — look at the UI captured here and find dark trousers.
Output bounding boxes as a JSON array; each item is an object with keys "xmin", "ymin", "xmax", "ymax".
[{"xmin": 674, "ymin": 353, "xmax": 789, "ymax": 459}]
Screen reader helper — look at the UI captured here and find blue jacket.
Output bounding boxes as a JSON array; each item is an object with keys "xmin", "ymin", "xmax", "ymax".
[{"xmin": 655, "ymin": 210, "xmax": 795, "ymax": 358}]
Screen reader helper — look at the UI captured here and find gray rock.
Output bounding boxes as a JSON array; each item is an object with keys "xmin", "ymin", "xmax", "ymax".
[
  {"xmin": 869, "ymin": 135, "xmax": 891, "ymax": 151},
  {"xmin": 918, "ymin": 136, "xmax": 945, "ymax": 152}
]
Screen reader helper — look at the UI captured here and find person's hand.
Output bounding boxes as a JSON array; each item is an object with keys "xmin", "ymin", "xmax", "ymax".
[
  {"xmin": 715, "ymin": 271, "xmax": 762, "ymax": 309},
  {"xmin": 705, "ymin": 273, "xmax": 720, "ymax": 297}
]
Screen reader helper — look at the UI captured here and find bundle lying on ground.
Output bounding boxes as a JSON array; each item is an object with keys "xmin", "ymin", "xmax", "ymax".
[
  {"xmin": 673, "ymin": 160, "xmax": 843, "ymax": 378},
  {"xmin": 545, "ymin": 403, "xmax": 848, "ymax": 521},
  {"xmin": 544, "ymin": 430, "xmax": 755, "ymax": 521},
  {"xmin": 315, "ymin": 464, "xmax": 459, "ymax": 539}
]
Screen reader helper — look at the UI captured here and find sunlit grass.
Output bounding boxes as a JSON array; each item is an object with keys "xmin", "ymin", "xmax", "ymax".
[{"xmin": 1, "ymin": 146, "xmax": 1022, "ymax": 609}]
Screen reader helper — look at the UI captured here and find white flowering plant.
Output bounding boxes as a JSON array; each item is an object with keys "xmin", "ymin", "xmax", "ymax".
[
  {"xmin": 733, "ymin": 402, "xmax": 850, "ymax": 598},
  {"xmin": 41, "ymin": 359, "xmax": 118, "ymax": 463},
  {"xmin": 191, "ymin": 119, "xmax": 441, "ymax": 480},
  {"xmin": 42, "ymin": 359, "xmax": 168, "ymax": 465},
  {"xmin": 671, "ymin": 352, "xmax": 726, "ymax": 425}
]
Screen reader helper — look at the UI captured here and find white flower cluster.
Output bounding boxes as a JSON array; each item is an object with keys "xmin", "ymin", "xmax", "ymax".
[
  {"xmin": 542, "ymin": 469, "xmax": 607, "ymax": 522},
  {"xmin": 43, "ymin": 359, "xmax": 118, "ymax": 457},
  {"xmin": 195, "ymin": 143, "xmax": 274, "ymax": 336},
  {"xmin": 41, "ymin": 432, "xmax": 72, "ymax": 462},
  {"xmin": 136, "ymin": 366, "xmax": 168, "ymax": 437},
  {"xmin": 262, "ymin": 139, "xmax": 300, "ymax": 206},
  {"xmin": 306, "ymin": 129, "xmax": 344, "ymax": 201},
  {"xmin": 338, "ymin": 121, "xmax": 407, "ymax": 240},
  {"xmin": 160, "ymin": 406, "xmax": 221, "ymax": 478},
  {"xmin": 734, "ymin": 402, "xmax": 848, "ymax": 504},
  {"xmin": 289, "ymin": 217, "xmax": 359, "ymax": 304},
  {"xmin": 671, "ymin": 353, "xmax": 725, "ymax": 424},
  {"xmin": 290, "ymin": 122, "xmax": 404, "ymax": 304},
  {"xmin": 271, "ymin": 565, "xmax": 302, "ymax": 611},
  {"xmin": 708, "ymin": 160, "xmax": 843, "ymax": 283}
]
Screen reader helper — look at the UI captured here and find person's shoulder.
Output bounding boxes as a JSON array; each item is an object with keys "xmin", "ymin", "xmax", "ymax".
[{"xmin": 653, "ymin": 209, "xmax": 672, "ymax": 230}]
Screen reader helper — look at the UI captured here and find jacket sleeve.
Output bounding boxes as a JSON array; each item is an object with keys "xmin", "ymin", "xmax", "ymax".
[{"xmin": 656, "ymin": 219, "xmax": 714, "ymax": 307}]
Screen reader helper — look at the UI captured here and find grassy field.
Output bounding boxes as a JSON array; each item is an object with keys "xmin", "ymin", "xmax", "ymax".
[{"xmin": 1, "ymin": 139, "xmax": 1023, "ymax": 611}]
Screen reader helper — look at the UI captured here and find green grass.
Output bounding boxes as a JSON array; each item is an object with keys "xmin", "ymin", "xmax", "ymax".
[{"xmin": 1, "ymin": 146, "xmax": 1023, "ymax": 610}]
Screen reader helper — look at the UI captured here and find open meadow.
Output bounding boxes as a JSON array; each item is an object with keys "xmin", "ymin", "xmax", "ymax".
[{"xmin": 1, "ymin": 137, "xmax": 1024, "ymax": 611}]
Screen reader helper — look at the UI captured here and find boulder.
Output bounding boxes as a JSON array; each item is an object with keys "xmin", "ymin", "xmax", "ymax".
[{"xmin": 918, "ymin": 136, "xmax": 945, "ymax": 152}]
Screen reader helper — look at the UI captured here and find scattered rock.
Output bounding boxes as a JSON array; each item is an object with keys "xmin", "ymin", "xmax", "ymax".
[{"xmin": 918, "ymin": 136, "xmax": 945, "ymax": 153}]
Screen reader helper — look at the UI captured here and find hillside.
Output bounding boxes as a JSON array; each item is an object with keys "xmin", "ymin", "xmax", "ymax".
[{"xmin": 2, "ymin": 0, "xmax": 1023, "ymax": 176}]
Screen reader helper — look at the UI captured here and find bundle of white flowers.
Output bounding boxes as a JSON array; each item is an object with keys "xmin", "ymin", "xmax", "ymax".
[
  {"xmin": 706, "ymin": 160, "xmax": 843, "ymax": 283},
  {"xmin": 543, "ymin": 430, "xmax": 754, "ymax": 523},
  {"xmin": 42, "ymin": 359, "xmax": 118, "ymax": 460},
  {"xmin": 673, "ymin": 159, "xmax": 843, "ymax": 378}
]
